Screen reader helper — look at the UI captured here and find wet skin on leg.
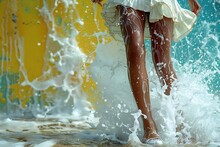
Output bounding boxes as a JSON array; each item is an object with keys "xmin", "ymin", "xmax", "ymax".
[
  {"xmin": 117, "ymin": 5, "xmax": 159, "ymax": 140},
  {"xmin": 150, "ymin": 16, "xmax": 182, "ymax": 142},
  {"xmin": 149, "ymin": 17, "xmax": 177, "ymax": 95}
]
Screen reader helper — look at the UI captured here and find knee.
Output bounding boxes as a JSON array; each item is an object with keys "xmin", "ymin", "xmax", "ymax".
[{"xmin": 151, "ymin": 37, "xmax": 172, "ymax": 52}]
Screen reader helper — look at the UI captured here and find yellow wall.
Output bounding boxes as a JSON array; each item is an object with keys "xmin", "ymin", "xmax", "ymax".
[{"xmin": 0, "ymin": 0, "xmax": 108, "ymax": 109}]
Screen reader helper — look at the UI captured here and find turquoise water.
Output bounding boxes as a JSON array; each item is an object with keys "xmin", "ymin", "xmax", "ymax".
[
  {"xmin": 90, "ymin": 0, "xmax": 220, "ymax": 144},
  {"xmin": 143, "ymin": 0, "xmax": 219, "ymax": 95},
  {"xmin": 144, "ymin": 0, "xmax": 220, "ymax": 95},
  {"xmin": 0, "ymin": 0, "xmax": 219, "ymax": 146},
  {"xmin": 172, "ymin": 0, "xmax": 219, "ymax": 94}
]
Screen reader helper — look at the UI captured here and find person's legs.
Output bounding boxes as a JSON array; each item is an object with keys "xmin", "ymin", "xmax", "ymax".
[
  {"xmin": 149, "ymin": 17, "xmax": 177, "ymax": 95},
  {"xmin": 117, "ymin": 5, "xmax": 159, "ymax": 140}
]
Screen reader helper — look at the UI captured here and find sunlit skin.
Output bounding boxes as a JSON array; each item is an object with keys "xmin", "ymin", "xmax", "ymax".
[{"xmin": 92, "ymin": 0, "xmax": 201, "ymax": 142}]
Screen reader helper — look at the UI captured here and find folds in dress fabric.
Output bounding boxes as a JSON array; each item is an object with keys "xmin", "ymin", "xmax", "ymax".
[{"xmin": 102, "ymin": 0, "xmax": 197, "ymax": 42}]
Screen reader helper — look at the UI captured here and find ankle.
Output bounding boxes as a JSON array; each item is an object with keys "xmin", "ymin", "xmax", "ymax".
[{"xmin": 143, "ymin": 130, "xmax": 160, "ymax": 139}]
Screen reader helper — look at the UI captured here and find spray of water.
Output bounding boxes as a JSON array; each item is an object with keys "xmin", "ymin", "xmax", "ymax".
[
  {"xmin": 0, "ymin": 0, "xmax": 219, "ymax": 146},
  {"xmin": 90, "ymin": 35, "xmax": 220, "ymax": 145}
]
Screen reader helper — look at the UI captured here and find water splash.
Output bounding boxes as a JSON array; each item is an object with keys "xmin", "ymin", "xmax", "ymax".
[
  {"xmin": 0, "ymin": 0, "xmax": 95, "ymax": 122},
  {"xmin": 91, "ymin": 39, "xmax": 220, "ymax": 146},
  {"xmin": 0, "ymin": 0, "xmax": 219, "ymax": 146}
]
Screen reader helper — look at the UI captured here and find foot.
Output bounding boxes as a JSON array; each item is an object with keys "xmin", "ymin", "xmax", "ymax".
[
  {"xmin": 143, "ymin": 132, "xmax": 163, "ymax": 145},
  {"xmin": 144, "ymin": 138, "xmax": 163, "ymax": 145},
  {"xmin": 143, "ymin": 130, "xmax": 159, "ymax": 140}
]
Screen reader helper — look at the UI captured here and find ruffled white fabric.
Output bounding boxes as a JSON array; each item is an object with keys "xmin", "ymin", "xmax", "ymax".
[{"xmin": 102, "ymin": 0, "xmax": 197, "ymax": 42}]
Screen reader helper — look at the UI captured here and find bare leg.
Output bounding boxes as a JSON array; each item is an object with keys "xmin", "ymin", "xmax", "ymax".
[
  {"xmin": 149, "ymin": 17, "xmax": 177, "ymax": 95},
  {"xmin": 118, "ymin": 6, "xmax": 159, "ymax": 140}
]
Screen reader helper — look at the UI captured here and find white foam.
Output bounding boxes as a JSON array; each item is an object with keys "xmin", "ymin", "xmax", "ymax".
[
  {"xmin": 0, "ymin": 0, "xmax": 219, "ymax": 146},
  {"xmin": 90, "ymin": 39, "xmax": 220, "ymax": 144},
  {"xmin": 34, "ymin": 140, "xmax": 57, "ymax": 147}
]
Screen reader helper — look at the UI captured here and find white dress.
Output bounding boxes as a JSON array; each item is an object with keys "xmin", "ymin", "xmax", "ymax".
[{"xmin": 102, "ymin": 0, "xmax": 197, "ymax": 42}]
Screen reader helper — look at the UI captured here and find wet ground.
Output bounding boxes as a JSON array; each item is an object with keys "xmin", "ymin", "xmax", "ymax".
[
  {"xmin": 0, "ymin": 118, "xmax": 124, "ymax": 147},
  {"xmin": 0, "ymin": 118, "xmax": 219, "ymax": 147}
]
